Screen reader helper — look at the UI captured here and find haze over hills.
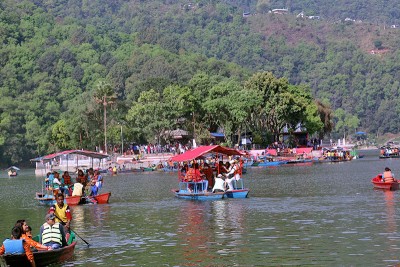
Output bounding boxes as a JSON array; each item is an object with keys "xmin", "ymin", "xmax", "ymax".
[{"xmin": 0, "ymin": 0, "xmax": 399, "ymax": 164}]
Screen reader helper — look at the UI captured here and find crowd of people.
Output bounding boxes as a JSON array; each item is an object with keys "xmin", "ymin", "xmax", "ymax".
[
  {"xmin": 0, "ymin": 193, "xmax": 72, "ymax": 266},
  {"xmin": 179, "ymin": 157, "xmax": 244, "ymax": 193},
  {"xmin": 44, "ymin": 168, "xmax": 104, "ymax": 199}
]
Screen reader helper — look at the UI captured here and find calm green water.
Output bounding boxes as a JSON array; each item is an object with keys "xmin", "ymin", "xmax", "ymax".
[{"xmin": 1, "ymin": 149, "xmax": 400, "ymax": 266}]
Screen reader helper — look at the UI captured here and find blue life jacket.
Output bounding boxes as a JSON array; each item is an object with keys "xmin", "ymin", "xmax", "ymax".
[{"xmin": 3, "ymin": 239, "xmax": 24, "ymax": 254}]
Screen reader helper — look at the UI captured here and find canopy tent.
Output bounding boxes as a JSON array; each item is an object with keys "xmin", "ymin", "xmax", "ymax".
[
  {"xmin": 170, "ymin": 145, "xmax": 245, "ymax": 162},
  {"xmin": 355, "ymin": 131, "xmax": 366, "ymax": 135}
]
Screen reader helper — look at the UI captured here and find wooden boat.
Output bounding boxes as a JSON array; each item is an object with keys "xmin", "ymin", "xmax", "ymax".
[
  {"xmin": 92, "ymin": 192, "xmax": 111, "ymax": 204},
  {"xmin": 170, "ymin": 145, "xmax": 249, "ymax": 200},
  {"xmin": 1, "ymin": 231, "xmax": 76, "ymax": 267},
  {"xmin": 35, "ymin": 192, "xmax": 111, "ymax": 205},
  {"xmin": 35, "ymin": 192, "xmax": 81, "ymax": 206},
  {"xmin": 371, "ymin": 175, "xmax": 399, "ymax": 191}
]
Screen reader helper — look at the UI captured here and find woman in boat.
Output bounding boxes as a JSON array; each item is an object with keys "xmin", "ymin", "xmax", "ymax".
[
  {"xmin": 0, "ymin": 225, "xmax": 36, "ymax": 267},
  {"xmin": 383, "ymin": 167, "xmax": 396, "ymax": 183},
  {"xmin": 15, "ymin": 220, "xmax": 51, "ymax": 251},
  {"xmin": 77, "ymin": 169, "xmax": 86, "ymax": 185}
]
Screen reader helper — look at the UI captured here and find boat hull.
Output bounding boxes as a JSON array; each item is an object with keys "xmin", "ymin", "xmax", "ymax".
[
  {"xmin": 36, "ymin": 192, "xmax": 111, "ymax": 205},
  {"xmin": 93, "ymin": 192, "xmax": 111, "ymax": 204},
  {"xmin": 2, "ymin": 236, "xmax": 76, "ymax": 267},
  {"xmin": 65, "ymin": 195, "xmax": 82, "ymax": 205},
  {"xmin": 172, "ymin": 189, "xmax": 224, "ymax": 200},
  {"xmin": 224, "ymin": 189, "xmax": 250, "ymax": 198}
]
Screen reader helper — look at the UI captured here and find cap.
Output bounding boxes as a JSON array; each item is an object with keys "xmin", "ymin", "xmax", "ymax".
[{"xmin": 45, "ymin": 213, "xmax": 56, "ymax": 221}]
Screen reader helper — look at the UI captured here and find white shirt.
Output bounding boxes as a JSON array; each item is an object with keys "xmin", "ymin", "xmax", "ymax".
[{"xmin": 212, "ymin": 177, "xmax": 226, "ymax": 192}]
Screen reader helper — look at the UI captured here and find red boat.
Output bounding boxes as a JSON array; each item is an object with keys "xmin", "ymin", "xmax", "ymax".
[
  {"xmin": 65, "ymin": 195, "xmax": 82, "ymax": 205},
  {"xmin": 371, "ymin": 175, "xmax": 400, "ymax": 190},
  {"xmin": 93, "ymin": 192, "xmax": 111, "ymax": 204},
  {"xmin": 66, "ymin": 192, "xmax": 111, "ymax": 205}
]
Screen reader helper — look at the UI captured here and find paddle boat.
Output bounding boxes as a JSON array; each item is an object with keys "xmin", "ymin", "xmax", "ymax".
[
  {"xmin": 371, "ymin": 175, "xmax": 399, "ymax": 191},
  {"xmin": 170, "ymin": 145, "xmax": 249, "ymax": 200},
  {"xmin": 1, "ymin": 231, "xmax": 76, "ymax": 267}
]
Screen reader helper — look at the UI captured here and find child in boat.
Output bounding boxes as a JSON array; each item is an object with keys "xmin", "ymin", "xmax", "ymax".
[{"xmin": 0, "ymin": 226, "xmax": 36, "ymax": 267}]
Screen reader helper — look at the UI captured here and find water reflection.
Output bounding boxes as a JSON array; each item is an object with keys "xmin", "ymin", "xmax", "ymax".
[
  {"xmin": 176, "ymin": 201, "xmax": 210, "ymax": 265},
  {"xmin": 383, "ymin": 191, "xmax": 397, "ymax": 233}
]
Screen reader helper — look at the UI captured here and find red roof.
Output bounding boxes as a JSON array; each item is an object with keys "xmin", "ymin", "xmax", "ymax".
[{"xmin": 170, "ymin": 145, "xmax": 245, "ymax": 162}]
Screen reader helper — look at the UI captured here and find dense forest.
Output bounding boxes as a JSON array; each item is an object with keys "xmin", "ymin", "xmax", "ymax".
[{"xmin": 1, "ymin": 0, "xmax": 400, "ymax": 164}]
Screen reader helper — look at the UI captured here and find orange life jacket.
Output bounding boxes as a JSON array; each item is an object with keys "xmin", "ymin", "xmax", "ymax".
[
  {"xmin": 383, "ymin": 171, "xmax": 395, "ymax": 182},
  {"xmin": 185, "ymin": 168, "xmax": 196, "ymax": 182}
]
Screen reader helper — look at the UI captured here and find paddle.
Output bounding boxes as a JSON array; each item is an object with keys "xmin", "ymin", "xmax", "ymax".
[{"xmin": 53, "ymin": 213, "xmax": 91, "ymax": 246}]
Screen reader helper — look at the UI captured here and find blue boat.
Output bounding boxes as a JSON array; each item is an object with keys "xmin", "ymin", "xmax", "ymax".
[
  {"xmin": 170, "ymin": 145, "xmax": 249, "ymax": 200},
  {"xmin": 224, "ymin": 179, "xmax": 249, "ymax": 198},
  {"xmin": 257, "ymin": 160, "xmax": 287, "ymax": 167},
  {"xmin": 172, "ymin": 181, "xmax": 224, "ymax": 200}
]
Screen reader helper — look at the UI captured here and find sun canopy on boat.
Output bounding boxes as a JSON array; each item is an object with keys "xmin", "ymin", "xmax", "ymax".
[
  {"xmin": 6, "ymin": 166, "xmax": 20, "ymax": 171},
  {"xmin": 31, "ymin": 150, "xmax": 109, "ymax": 163},
  {"xmin": 170, "ymin": 145, "xmax": 245, "ymax": 162}
]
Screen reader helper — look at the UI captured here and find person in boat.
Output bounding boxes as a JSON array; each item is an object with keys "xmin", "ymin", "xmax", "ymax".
[
  {"xmin": 212, "ymin": 174, "xmax": 226, "ymax": 193},
  {"xmin": 15, "ymin": 219, "xmax": 51, "ymax": 251},
  {"xmin": 72, "ymin": 182, "xmax": 84, "ymax": 197},
  {"xmin": 45, "ymin": 172, "xmax": 51, "ymax": 191},
  {"xmin": 224, "ymin": 159, "xmax": 241, "ymax": 191},
  {"xmin": 49, "ymin": 193, "xmax": 72, "ymax": 236},
  {"xmin": 216, "ymin": 160, "xmax": 228, "ymax": 176},
  {"xmin": 94, "ymin": 170, "xmax": 103, "ymax": 191},
  {"xmin": 184, "ymin": 163, "xmax": 205, "ymax": 192},
  {"xmin": 39, "ymin": 213, "xmax": 68, "ymax": 249},
  {"xmin": 62, "ymin": 171, "xmax": 72, "ymax": 196},
  {"xmin": 76, "ymin": 169, "xmax": 87, "ymax": 186},
  {"xmin": 89, "ymin": 179, "xmax": 99, "ymax": 196},
  {"xmin": 52, "ymin": 171, "xmax": 62, "ymax": 195},
  {"xmin": 0, "ymin": 225, "xmax": 36, "ymax": 267},
  {"xmin": 383, "ymin": 167, "xmax": 396, "ymax": 183},
  {"xmin": 202, "ymin": 162, "xmax": 214, "ymax": 190}
]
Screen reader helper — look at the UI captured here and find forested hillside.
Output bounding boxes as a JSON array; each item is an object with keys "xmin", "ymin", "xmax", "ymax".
[{"xmin": 1, "ymin": 0, "xmax": 399, "ymax": 164}]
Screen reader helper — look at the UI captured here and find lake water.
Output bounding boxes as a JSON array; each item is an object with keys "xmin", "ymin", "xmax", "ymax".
[{"xmin": 1, "ymin": 149, "xmax": 400, "ymax": 266}]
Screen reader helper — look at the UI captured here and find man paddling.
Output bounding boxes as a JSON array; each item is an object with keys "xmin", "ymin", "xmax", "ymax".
[{"xmin": 49, "ymin": 193, "xmax": 72, "ymax": 240}]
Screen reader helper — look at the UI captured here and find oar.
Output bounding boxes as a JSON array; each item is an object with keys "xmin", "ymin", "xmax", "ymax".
[{"xmin": 53, "ymin": 213, "xmax": 91, "ymax": 246}]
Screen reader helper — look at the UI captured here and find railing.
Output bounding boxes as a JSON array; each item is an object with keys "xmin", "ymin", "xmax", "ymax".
[{"xmin": 179, "ymin": 181, "xmax": 208, "ymax": 193}]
